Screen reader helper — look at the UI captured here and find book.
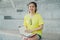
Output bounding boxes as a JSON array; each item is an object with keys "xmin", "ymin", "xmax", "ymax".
[{"xmin": 18, "ymin": 26, "xmax": 35, "ymax": 37}]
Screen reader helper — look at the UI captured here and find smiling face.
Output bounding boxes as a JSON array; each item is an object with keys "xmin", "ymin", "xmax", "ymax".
[{"xmin": 28, "ymin": 3, "xmax": 36, "ymax": 13}]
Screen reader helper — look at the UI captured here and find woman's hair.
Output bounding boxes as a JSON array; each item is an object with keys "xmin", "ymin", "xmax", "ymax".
[{"xmin": 27, "ymin": 2, "xmax": 37, "ymax": 12}]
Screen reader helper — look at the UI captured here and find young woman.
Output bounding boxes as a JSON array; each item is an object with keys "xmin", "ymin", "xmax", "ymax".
[{"xmin": 24, "ymin": 2, "xmax": 44, "ymax": 40}]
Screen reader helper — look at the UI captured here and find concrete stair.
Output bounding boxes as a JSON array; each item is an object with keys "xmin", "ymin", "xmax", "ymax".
[{"xmin": 0, "ymin": 30, "xmax": 60, "ymax": 40}]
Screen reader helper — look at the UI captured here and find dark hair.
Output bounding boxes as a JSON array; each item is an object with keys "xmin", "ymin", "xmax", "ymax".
[{"xmin": 27, "ymin": 2, "xmax": 37, "ymax": 12}]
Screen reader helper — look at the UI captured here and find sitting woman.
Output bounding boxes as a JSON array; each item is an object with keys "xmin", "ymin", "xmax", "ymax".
[{"xmin": 24, "ymin": 2, "xmax": 44, "ymax": 40}]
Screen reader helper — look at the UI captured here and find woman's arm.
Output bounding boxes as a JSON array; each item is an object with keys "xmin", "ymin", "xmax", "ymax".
[
  {"xmin": 25, "ymin": 24, "xmax": 44, "ymax": 33},
  {"xmin": 32, "ymin": 24, "xmax": 44, "ymax": 32}
]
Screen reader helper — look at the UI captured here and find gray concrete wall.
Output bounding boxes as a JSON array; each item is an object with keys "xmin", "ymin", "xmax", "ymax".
[
  {"xmin": 0, "ymin": 0, "xmax": 60, "ymax": 33},
  {"xmin": 0, "ymin": 0, "xmax": 60, "ymax": 40}
]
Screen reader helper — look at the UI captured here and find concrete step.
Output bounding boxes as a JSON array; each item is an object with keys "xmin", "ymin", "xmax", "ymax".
[{"xmin": 0, "ymin": 30, "xmax": 60, "ymax": 40}]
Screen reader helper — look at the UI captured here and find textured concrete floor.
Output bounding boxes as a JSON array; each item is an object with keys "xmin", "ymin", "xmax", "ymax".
[{"xmin": 42, "ymin": 33, "xmax": 60, "ymax": 40}]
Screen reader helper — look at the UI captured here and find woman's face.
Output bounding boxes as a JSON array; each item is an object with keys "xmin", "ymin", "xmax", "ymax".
[{"xmin": 28, "ymin": 3, "xmax": 36, "ymax": 13}]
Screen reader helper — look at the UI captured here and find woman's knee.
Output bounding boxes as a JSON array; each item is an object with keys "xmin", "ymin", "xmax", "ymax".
[
  {"xmin": 24, "ymin": 38, "xmax": 28, "ymax": 40},
  {"xmin": 28, "ymin": 35, "xmax": 38, "ymax": 40}
]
